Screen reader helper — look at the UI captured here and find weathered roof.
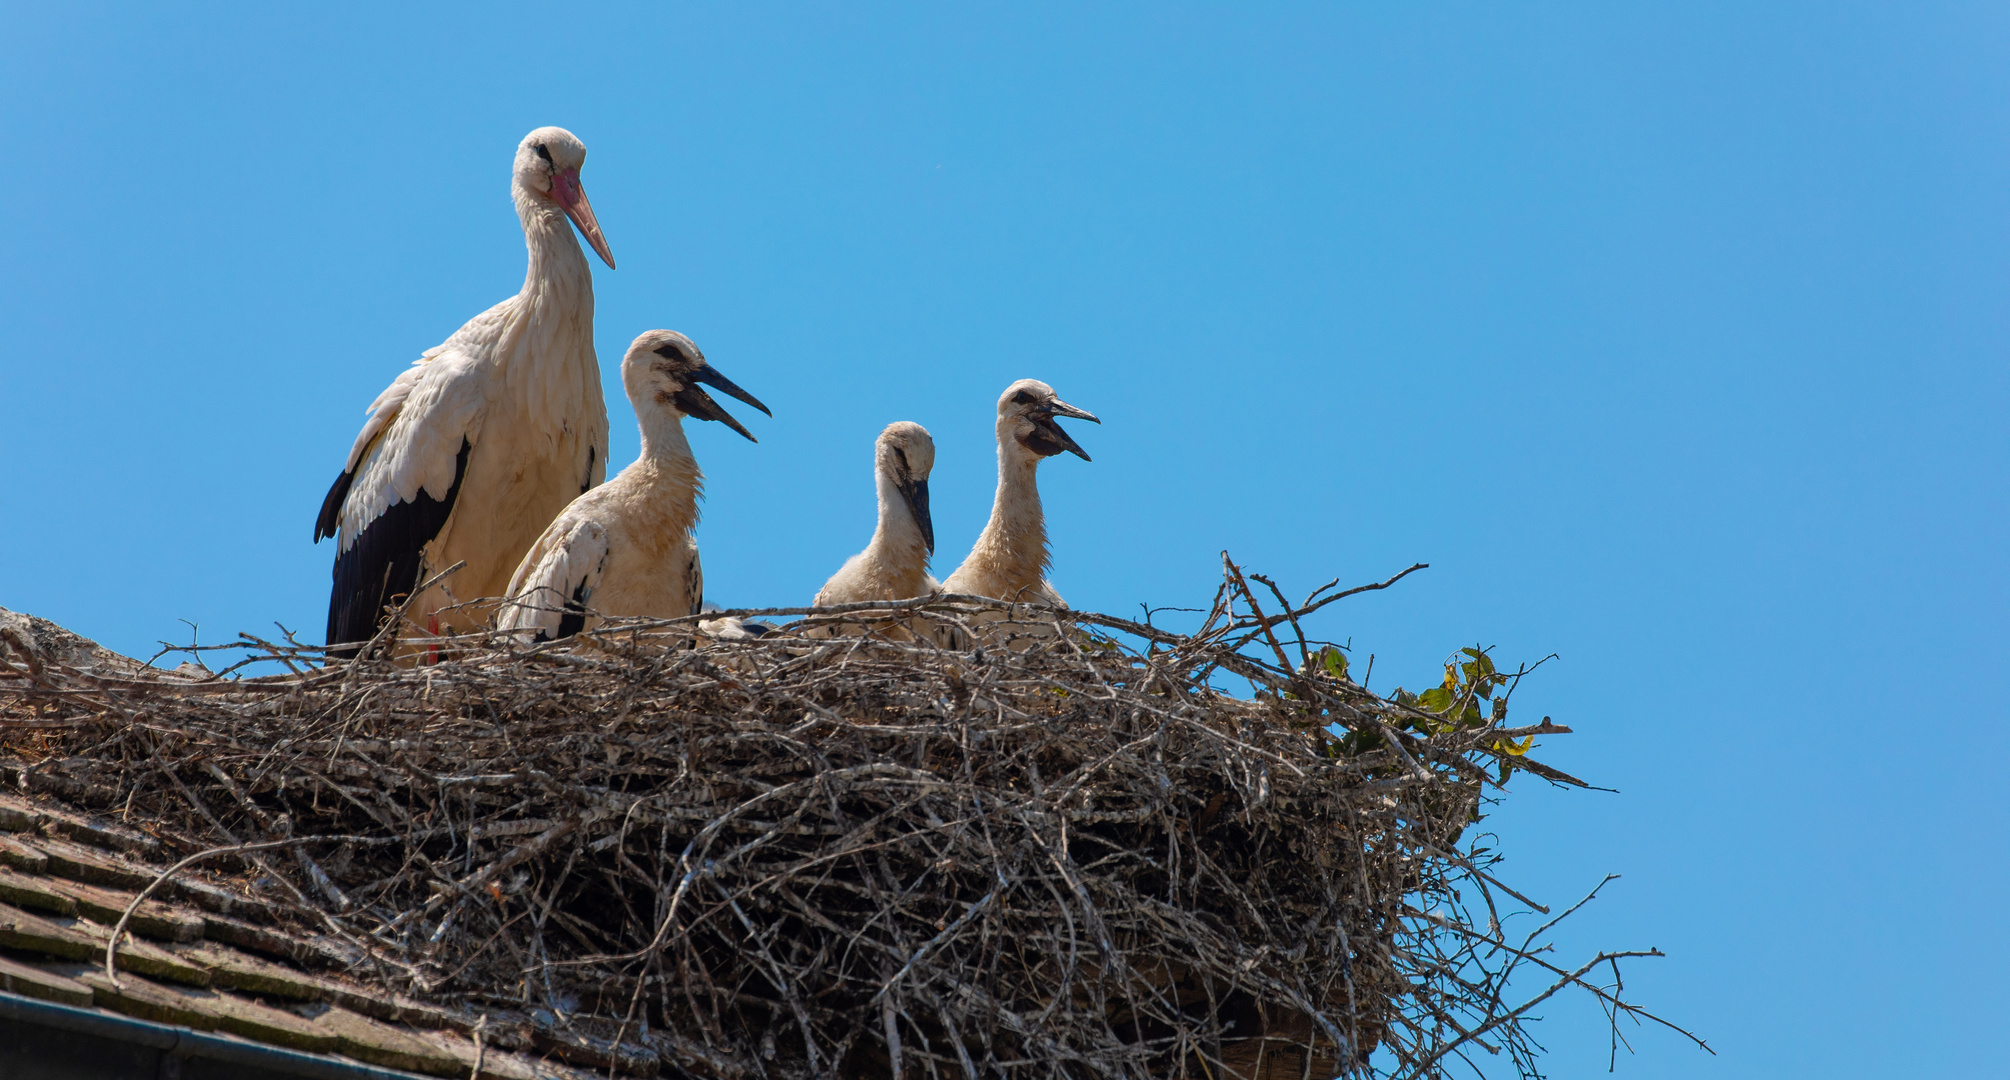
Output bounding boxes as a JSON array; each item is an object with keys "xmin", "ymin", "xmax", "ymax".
[{"xmin": 0, "ymin": 789, "xmax": 600, "ymax": 1079}]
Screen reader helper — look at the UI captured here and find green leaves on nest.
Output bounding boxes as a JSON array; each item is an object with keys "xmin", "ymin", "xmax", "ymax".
[
  {"xmin": 1302, "ymin": 645, "xmax": 1540, "ymax": 779},
  {"xmin": 1394, "ymin": 647, "xmax": 1506, "ymax": 733},
  {"xmin": 1318, "ymin": 645, "xmax": 1349, "ymax": 681}
]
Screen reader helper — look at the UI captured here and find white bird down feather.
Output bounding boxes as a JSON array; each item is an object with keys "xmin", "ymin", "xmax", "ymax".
[
  {"xmin": 314, "ymin": 126, "xmax": 617, "ymax": 653},
  {"xmin": 940, "ymin": 379, "xmax": 1098, "ymax": 609},
  {"xmin": 810, "ymin": 421, "xmax": 939, "ymax": 640},
  {"xmin": 815, "ymin": 421, "xmax": 939, "ymax": 605},
  {"xmin": 498, "ymin": 330, "xmax": 769, "ymax": 642}
]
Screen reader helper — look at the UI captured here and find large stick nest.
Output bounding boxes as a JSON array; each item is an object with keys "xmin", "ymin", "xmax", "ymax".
[{"xmin": 0, "ymin": 563, "xmax": 1663, "ymax": 1080}]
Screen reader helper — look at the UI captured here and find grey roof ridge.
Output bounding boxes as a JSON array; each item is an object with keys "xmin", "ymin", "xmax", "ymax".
[{"xmin": 0, "ymin": 987, "xmax": 428, "ymax": 1080}]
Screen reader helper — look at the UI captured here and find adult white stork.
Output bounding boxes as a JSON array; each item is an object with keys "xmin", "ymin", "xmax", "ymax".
[
  {"xmin": 940, "ymin": 380, "xmax": 1098, "ymax": 606},
  {"xmin": 498, "ymin": 330, "xmax": 768, "ymax": 642},
  {"xmin": 313, "ymin": 126, "xmax": 617, "ymax": 655},
  {"xmin": 815, "ymin": 421, "xmax": 938, "ymax": 606}
]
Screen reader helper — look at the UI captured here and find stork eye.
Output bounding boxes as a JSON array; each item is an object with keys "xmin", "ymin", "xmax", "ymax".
[
  {"xmin": 654, "ymin": 343, "xmax": 686, "ymax": 360},
  {"xmin": 893, "ymin": 447, "xmax": 910, "ymax": 472},
  {"xmin": 1011, "ymin": 390, "xmax": 1038, "ymax": 406},
  {"xmin": 533, "ymin": 143, "xmax": 554, "ymax": 164}
]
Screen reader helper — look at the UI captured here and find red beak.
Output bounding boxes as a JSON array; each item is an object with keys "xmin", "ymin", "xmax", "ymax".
[{"xmin": 550, "ymin": 168, "xmax": 615, "ymax": 269}]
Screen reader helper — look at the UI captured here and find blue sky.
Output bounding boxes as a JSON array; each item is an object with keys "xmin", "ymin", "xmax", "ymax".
[{"xmin": 2, "ymin": 3, "xmax": 2005, "ymax": 1075}]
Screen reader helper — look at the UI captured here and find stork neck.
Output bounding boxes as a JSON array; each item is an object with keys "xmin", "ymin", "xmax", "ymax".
[
  {"xmin": 637, "ymin": 409, "xmax": 698, "ymax": 469},
  {"xmin": 629, "ymin": 409, "xmax": 704, "ymax": 531},
  {"xmin": 970, "ymin": 445, "xmax": 1047, "ymax": 593},
  {"xmin": 870, "ymin": 468, "xmax": 931, "ymax": 574},
  {"xmin": 514, "ymin": 187, "xmax": 594, "ymax": 307}
]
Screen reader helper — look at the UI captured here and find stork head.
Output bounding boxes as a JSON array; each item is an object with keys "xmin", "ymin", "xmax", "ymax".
[
  {"xmin": 995, "ymin": 379, "xmax": 1098, "ymax": 463},
  {"xmin": 876, "ymin": 421, "xmax": 936, "ymax": 553},
  {"xmin": 515, "ymin": 126, "xmax": 616, "ymax": 269},
  {"xmin": 621, "ymin": 330, "xmax": 771, "ymax": 442}
]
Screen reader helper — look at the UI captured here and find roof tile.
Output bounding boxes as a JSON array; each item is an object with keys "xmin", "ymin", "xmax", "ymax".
[
  {"xmin": 313, "ymin": 1005, "xmax": 466, "ymax": 1077},
  {"xmin": 75, "ymin": 968, "xmax": 221, "ymax": 1029},
  {"xmin": 37, "ymin": 807, "xmax": 161, "ymax": 857},
  {"xmin": 419, "ymin": 1027, "xmax": 542, "ymax": 1080},
  {"xmin": 0, "ymin": 793, "xmax": 38, "ymax": 832},
  {"xmin": 0, "ymin": 834, "xmax": 45, "ymax": 873},
  {"xmin": 176, "ymin": 941, "xmax": 335, "ymax": 1001},
  {"xmin": 0, "ymin": 866, "xmax": 80, "ymax": 916},
  {"xmin": 34, "ymin": 837, "xmax": 155, "ymax": 891},
  {"xmin": 204, "ymin": 990, "xmax": 341, "ymax": 1054},
  {"xmin": 71, "ymin": 919, "xmax": 213, "ymax": 986},
  {"xmin": 0, "ymin": 901, "xmax": 98, "ymax": 961},
  {"xmin": 0, "ymin": 950, "xmax": 93, "ymax": 1007},
  {"xmin": 172, "ymin": 875, "xmax": 291, "ymax": 923},
  {"xmin": 199, "ymin": 911, "xmax": 360, "ymax": 970},
  {"xmin": 44, "ymin": 873, "xmax": 207, "ymax": 942}
]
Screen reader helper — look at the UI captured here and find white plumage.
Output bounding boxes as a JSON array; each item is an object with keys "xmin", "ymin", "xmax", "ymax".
[
  {"xmin": 940, "ymin": 380, "xmax": 1098, "ymax": 607},
  {"xmin": 498, "ymin": 330, "xmax": 768, "ymax": 642},
  {"xmin": 314, "ymin": 126, "xmax": 617, "ymax": 652}
]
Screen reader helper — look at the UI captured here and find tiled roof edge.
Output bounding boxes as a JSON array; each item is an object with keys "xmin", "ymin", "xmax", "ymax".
[{"xmin": 0, "ymin": 988, "xmax": 429, "ymax": 1080}]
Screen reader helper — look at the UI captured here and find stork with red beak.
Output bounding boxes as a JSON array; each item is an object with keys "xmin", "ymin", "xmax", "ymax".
[{"xmin": 313, "ymin": 126, "xmax": 618, "ymax": 655}]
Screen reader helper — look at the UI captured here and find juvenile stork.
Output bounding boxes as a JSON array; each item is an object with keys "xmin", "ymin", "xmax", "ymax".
[
  {"xmin": 940, "ymin": 380, "xmax": 1098, "ymax": 607},
  {"xmin": 498, "ymin": 330, "xmax": 768, "ymax": 642},
  {"xmin": 313, "ymin": 126, "xmax": 617, "ymax": 654},
  {"xmin": 809, "ymin": 422, "xmax": 938, "ymax": 640},
  {"xmin": 815, "ymin": 422, "xmax": 938, "ymax": 605}
]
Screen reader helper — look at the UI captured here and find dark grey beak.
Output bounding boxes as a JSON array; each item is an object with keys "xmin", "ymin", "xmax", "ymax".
[
  {"xmin": 900, "ymin": 476, "xmax": 934, "ymax": 553},
  {"xmin": 1029, "ymin": 398, "xmax": 1099, "ymax": 462},
  {"xmin": 674, "ymin": 363, "xmax": 771, "ymax": 443}
]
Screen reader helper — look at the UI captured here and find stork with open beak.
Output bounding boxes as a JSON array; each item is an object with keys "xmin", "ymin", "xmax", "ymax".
[
  {"xmin": 313, "ymin": 126, "xmax": 617, "ymax": 656},
  {"xmin": 940, "ymin": 380, "xmax": 1098, "ymax": 607},
  {"xmin": 812, "ymin": 422, "xmax": 940, "ymax": 635},
  {"xmin": 499, "ymin": 330, "xmax": 769, "ymax": 642}
]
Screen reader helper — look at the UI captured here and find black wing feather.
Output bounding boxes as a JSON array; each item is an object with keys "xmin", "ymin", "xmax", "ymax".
[
  {"xmin": 325, "ymin": 439, "xmax": 472, "ymax": 656},
  {"xmin": 314, "ymin": 468, "xmax": 354, "ymax": 543},
  {"xmin": 552, "ymin": 577, "xmax": 590, "ymax": 642}
]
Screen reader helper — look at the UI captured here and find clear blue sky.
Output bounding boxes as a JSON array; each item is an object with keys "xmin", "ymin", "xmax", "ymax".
[{"xmin": 2, "ymin": 3, "xmax": 2004, "ymax": 1075}]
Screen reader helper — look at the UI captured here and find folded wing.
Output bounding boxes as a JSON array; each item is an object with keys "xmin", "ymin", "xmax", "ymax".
[
  {"xmin": 316, "ymin": 346, "xmax": 488, "ymax": 652},
  {"xmin": 499, "ymin": 517, "xmax": 611, "ymax": 643}
]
